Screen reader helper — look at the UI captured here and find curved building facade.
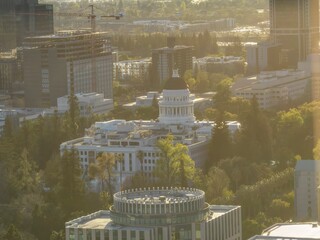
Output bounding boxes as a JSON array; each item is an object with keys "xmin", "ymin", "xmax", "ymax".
[
  {"xmin": 158, "ymin": 70, "xmax": 195, "ymax": 125},
  {"xmin": 66, "ymin": 187, "xmax": 242, "ymax": 240}
]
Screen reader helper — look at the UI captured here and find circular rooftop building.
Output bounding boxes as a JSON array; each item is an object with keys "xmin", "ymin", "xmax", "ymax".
[{"xmin": 110, "ymin": 187, "xmax": 209, "ymax": 226}]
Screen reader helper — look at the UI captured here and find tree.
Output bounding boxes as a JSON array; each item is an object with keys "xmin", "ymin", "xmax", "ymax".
[
  {"xmin": 236, "ymin": 96, "xmax": 273, "ymax": 163},
  {"xmin": 89, "ymin": 152, "xmax": 115, "ymax": 193},
  {"xmin": 183, "ymin": 69, "xmax": 196, "ymax": 91},
  {"xmin": 57, "ymin": 148, "xmax": 85, "ymax": 215},
  {"xmin": 50, "ymin": 230, "xmax": 65, "ymax": 240},
  {"xmin": 154, "ymin": 135, "xmax": 195, "ymax": 187},
  {"xmin": 2, "ymin": 224, "xmax": 22, "ymax": 240},
  {"xmin": 205, "ymin": 166, "xmax": 231, "ymax": 203},
  {"xmin": 275, "ymin": 108, "xmax": 305, "ymax": 167},
  {"xmin": 196, "ymin": 70, "xmax": 209, "ymax": 92},
  {"xmin": 213, "ymin": 78, "xmax": 233, "ymax": 111},
  {"xmin": 3, "ymin": 116, "xmax": 14, "ymax": 139},
  {"xmin": 66, "ymin": 94, "xmax": 80, "ymax": 138},
  {"xmin": 11, "ymin": 148, "xmax": 39, "ymax": 195},
  {"xmin": 313, "ymin": 139, "xmax": 320, "ymax": 160},
  {"xmin": 206, "ymin": 111, "xmax": 232, "ymax": 169}
]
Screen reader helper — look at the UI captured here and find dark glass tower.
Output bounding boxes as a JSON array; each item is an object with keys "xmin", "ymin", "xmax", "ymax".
[
  {"xmin": 0, "ymin": 0, "xmax": 53, "ymax": 51},
  {"xmin": 269, "ymin": 0, "xmax": 319, "ymax": 66}
]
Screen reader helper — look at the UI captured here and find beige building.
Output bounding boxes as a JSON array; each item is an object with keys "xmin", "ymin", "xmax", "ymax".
[
  {"xmin": 23, "ymin": 30, "xmax": 113, "ymax": 107},
  {"xmin": 232, "ymin": 70, "xmax": 310, "ymax": 109}
]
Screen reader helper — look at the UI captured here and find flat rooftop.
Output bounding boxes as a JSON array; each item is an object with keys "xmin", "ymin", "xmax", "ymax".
[
  {"xmin": 66, "ymin": 210, "xmax": 153, "ymax": 231},
  {"xmin": 114, "ymin": 188, "xmax": 204, "ymax": 204},
  {"xmin": 250, "ymin": 222, "xmax": 320, "ymax": 239}
]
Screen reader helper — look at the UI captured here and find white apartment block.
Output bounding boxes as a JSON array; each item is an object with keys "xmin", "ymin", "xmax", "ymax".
[
  {"xmin": 295, "ymin": 160, "xmax": 320, "ymax": 221},
  {"xmin": 232, "ymin": 70, "xmax": 310, "ymax": 109},
  {"xmin": 113, "ymin": 58, "xmax": 151, "ymax": 82},
  {"xmin": 66, "ymin": 187, "xmax": 242, "ymax": 240},
  {"xmin": 193, "ymin": 56, "xmax": 244, "ymax": 75},
  {"xmin": 57, "ymin": 92, "xmax": 113, "ymax": 117},
  {"xmin": 60, "ymin": 71, "xmax": 240, "ymax": 190}
]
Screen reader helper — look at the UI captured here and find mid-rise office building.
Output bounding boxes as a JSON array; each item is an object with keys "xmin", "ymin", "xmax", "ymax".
[
  {"xmin": 66, "ymin": 187, "xmax": 242, "ymax": 240},
  {"xmin": 232, "ymin": 70, "xmax": 310, "ymax": 109},
  {"xmin": 295, "ymin": 160, "xmax": 320, "ymax": 221},
  {"xmin": 245, "ymin": 42, "xmax": 281, "ymax": 74},
  {"xmin": 23, "ymin": 30, "xmax": 113, "ymax": 107},
  {"xmin": 60, "ymin": 71, "xmax": 240, "ymax": 190},
  {"xmin": 269, "ymin": 0, "xmax": 319, "ymax": 66},
  {"xmin": 0, "ymin": 0, "xmax": 53, "ymax": 51},
  {"xmin": 151, "ymin": 37, "xmax": 193, "ymax": 88}
]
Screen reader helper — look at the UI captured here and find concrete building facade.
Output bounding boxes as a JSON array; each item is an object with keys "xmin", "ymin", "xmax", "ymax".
[
  {"xmin": 295, "ymin": 160, "xmax": 320, "ymax": 221},
  {"xmin": 232, "ymin": 70, "xmax": 310, "ymax": 109},
  {"xmin": 114, "ymin": 58, "xmax": 151, "ymax": 82},
  {"xmin": 245, "ymin": 42, "xmax": 281, "ymax": 74},
  {"xmin": 0, "ymin": 0, "xmax": 53, "ymax": 51},
  {"xmin": 22, "ymin": 30, "xmax": 113, "ymax": 107},
  {"xmin": 151, "ymin": 38, "xmax": 193, "ymax": 88},
  {"xmin": 0, "ymin": 51, "xmax": 17, "ymax": 93},
  {"xmin": 269, "ymin": 0, "xmax": 319, "ymax": 66},
  {"xmin": 193, "ymin": 56, "xmax": 245, "ymax": 76},
  {"xmin": 66, "ymin": 187, "xmax": 242, "ymax": 240},
  {"xmin": 57, "ymin": 92, "xmax": 113, "ymax": 117}
]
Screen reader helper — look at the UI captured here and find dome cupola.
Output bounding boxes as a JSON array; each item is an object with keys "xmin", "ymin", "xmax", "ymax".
[{"xmin": 158, "ymin": 70, "xmax": 195, "ymax": 125}]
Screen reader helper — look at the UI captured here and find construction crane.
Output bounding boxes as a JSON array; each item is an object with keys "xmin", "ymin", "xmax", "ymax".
[{"xmin": 84, "ymin": 4, "xmax": 123, "ymax": 92}]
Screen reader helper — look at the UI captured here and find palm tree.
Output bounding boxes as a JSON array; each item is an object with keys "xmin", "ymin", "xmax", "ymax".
[{"xmin": 89, "ymin": 152, "xmax": 115, "ymax": 193}]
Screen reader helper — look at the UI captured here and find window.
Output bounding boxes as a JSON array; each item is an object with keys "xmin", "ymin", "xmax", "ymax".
[
  {"xmin": 130, "ymin": 231, "xmax": 136, "ymax": 240},
  {"xmin": 104, "ymin": 230, "xmax": 109, "ymax": 240},
  {"xmin": 122, "ymin": 230, "xmax": 127, "ymax": 240},
  {"xmin": 113, "ymin": 230, "xmax": 118, "ymax": 239},
  {"xmin": 87, "ymin": 230, "xmax": 92, "ymax": 240},
  {"xmin": 139, "ymin": 231, "xmax": 145, "ymax": 240},
  {"xmin": 96, "ymin": 230, "xmax": 101, "ymax": 240}
]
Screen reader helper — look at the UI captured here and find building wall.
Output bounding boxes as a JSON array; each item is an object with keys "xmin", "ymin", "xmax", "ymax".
[
  {"xmin": 0, "ymin": 57, "xmax": 17, "ymax": 93},
  {"xmin": 152, "ymin": 46, "xmax": 193, "ymax": 88},
  {"xmin": 295, "ymin": 160, "xmax": 320, "ymax": 221},
  {"xmin": 23, "ymin": 48, "xmax": 43, "ymax": 107},
  {"xmin": 65, "ymin": 206, "xmax": 242, "ymax": 240},
  {"xmin": 269, "ymin": 0, "xmax": 319, "ymax": 66},
  {"xmin": 23, "ymin": 33, "xmax": 113, "ymax": 107}
]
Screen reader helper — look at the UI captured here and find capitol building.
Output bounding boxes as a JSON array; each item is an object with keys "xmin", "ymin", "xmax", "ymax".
[
  {"xmin": 65, "ymin": 187, "xmax": 242, "ymax": 240},
  {"xmin": 60, "ymin": 70, "xmax": 240, "ymax": 189}
]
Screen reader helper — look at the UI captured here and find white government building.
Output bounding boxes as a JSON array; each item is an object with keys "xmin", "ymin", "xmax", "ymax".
[
  {"xmin": 232, "ymin": 69, "xmax": 310, "ymax": 109},
  {"xmin": 60, "ymin": 70, "xmax": 240, "ymax": 190},
  {"xmin": 65, "ymin": 187, "xmax": 242, "ymax": 240},
  {"xmin": 57, "ymin": 92, "xmax": 114, "ymax": 117}
]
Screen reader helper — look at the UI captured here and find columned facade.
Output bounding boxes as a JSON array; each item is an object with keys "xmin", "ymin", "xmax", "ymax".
[{"xmin": 158, "ymin": 70, "xmax": 195, "ymax": 124}]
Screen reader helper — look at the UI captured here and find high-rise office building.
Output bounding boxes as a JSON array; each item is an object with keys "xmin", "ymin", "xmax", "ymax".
[
  {"xmin": 0, "ymin": 0, "xmax": 53, "ymax": 51},
  {"xmin": 269, "ymin": 0, "xmax": 319, "ymax": 67},
  {"xmin": 23, "ymin": 30, "xmax": 113, "ymax": 107},
  {"xmin": 151, "ymin": 37, "xmax": 193, "ymax": 88}
]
